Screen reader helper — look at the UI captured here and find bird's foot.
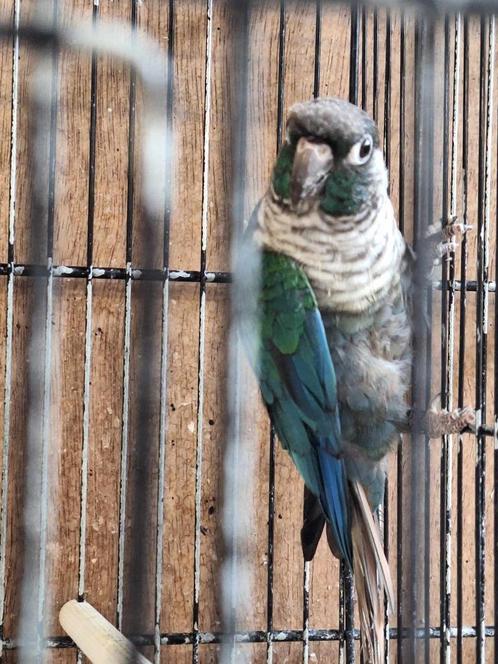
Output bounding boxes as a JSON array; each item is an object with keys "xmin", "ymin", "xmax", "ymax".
[
  {"xmin": 426, "ymin": 215, "xmax": 472, "ymax": 261},
  {"xmin": 423, "ymin": 405, "xmax": 476, "ymax": 438}
]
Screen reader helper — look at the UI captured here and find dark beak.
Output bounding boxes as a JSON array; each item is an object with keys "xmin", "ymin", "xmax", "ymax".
[{"xmin": 291, "ymin": 137, "xmax": 333, "ymax": 207}]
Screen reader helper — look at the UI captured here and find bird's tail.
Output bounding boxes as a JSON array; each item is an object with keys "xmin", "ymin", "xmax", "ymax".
[{"xmin": 350, "ymin": 480, "xmax": 394, "ymax": 664}]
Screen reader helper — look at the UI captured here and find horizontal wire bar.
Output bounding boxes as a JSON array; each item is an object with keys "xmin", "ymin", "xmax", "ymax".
[
  {"xmin": 2, "ymin": 625, "xmax": 495, "ymax": 650},
  {"xmin": 0, "ymin": 263, "xmax": 492, "ymax": 292},
  {"xmin": 0, "ymin": 263, "xmax": 231, "ymax": 283}
]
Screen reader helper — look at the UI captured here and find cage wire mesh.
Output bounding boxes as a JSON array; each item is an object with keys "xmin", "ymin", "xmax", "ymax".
[{"xmin": 0, "ymin": 0, "xmax": 496, "ymax": 663}]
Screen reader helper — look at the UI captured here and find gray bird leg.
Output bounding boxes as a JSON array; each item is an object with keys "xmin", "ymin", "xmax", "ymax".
[
  {"xmin": 393, "ymin": 405, "xmax": 476, "ymax": 439},
  {"xmin": 422, "ymin": 405, "xmax": 476, "ymax": 438}
]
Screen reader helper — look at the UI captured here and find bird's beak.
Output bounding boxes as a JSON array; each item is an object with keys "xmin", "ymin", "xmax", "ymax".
[{"xmin": 291, "ymin": 137, "xmax": 333, "ymax": 207}]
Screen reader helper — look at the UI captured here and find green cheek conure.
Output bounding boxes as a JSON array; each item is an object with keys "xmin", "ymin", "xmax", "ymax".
[{"xmin": 240, "ymin": 97, "xmax": 474, "ymax": 663}]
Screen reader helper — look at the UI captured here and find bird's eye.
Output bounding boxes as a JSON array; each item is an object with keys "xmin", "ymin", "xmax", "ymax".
[{"xmin": 346, "ymin": 135, "xmax": 373, "ymax": 165}]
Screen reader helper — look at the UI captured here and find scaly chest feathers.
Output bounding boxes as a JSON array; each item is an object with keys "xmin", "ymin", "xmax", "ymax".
[{"xmin": 254, "ymin": 192, "xmax": 407, "ymax": 316}]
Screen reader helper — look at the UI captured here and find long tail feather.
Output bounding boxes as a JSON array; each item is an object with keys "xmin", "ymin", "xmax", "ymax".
[
  {"xmin": 351, "ymin": 480, "xmax": 393, "ymax": 664},
  {"xmin": 301, "ymin": 487, "xmax": 326, "ymax": 561}
]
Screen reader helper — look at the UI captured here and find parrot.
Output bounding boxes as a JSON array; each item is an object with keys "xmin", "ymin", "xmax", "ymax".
[{"xmin": 239, "ymin": 97, "xmax": 475, "ymax": 663}]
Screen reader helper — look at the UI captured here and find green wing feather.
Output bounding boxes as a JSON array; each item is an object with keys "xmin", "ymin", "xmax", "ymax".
[{"xmin": 247, "ymin": 250, "xmax": 352, "ymax": 565}]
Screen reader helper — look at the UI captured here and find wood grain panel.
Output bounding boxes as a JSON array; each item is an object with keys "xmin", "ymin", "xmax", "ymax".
[
  {"xmin": 44, "ymin": 649, "xmax": 78, "ymax": 664},
  {"xmin": 131, "ymin": 0, "xmax": 169, "ymax": 270},
  {"xmin": 0, "ymin": 279, "xmax": 8, "ymax": 638},
  {"xmin": 245, "ymin": 1, "xmax": 280, "ymax": 215},
  {"xmin": 121, "ymin": 280, "xmax": 163, "ymax": 634},
  {"xmin": 320, "ymin": 4, "xmax": 351, "ymax": 101},
  {"xmin": 197, "ymin": 644, "xmax": 221, "ymax": 664},
  {"xmin": 308, "ymin": 535, "xmax": 341, "ymax": 634},
  {"xmin": 457, "ymin": 15, "xmax": 482, "ymax": 283},
  {"xmin": 92, "ymin": 2, "xmax": 131, "ymax": 267},
  {"xmin": 271, "ymin": 641, "xmax": 304, "ymax": 663},
  {"xmin": 168, "ymin": 0, "xmax": 207, "ymax": 271},
  {"xmin": 398, "ymin": 10, "xmax": 416, "ymax": 245},
  {"xmin": 161, "ymin": 644, "xmax": 192, "ymax": 663},
  {"xmin": 161, "ymin": 282, "xmax": 199, "ymax": 633},
  {"xmin": 14, "ymin": 0, "xmax": 50, "ymax": 265},
  {"xmin": 45, "ymin": 279, "xmax": 86, "ymax": 634},
  {"xmin": 386, "ymin": 10, "xmax": 402, "ymax": 216},
  {"xmin": 0, "ymin": 0, "xmax": 13, "ymax": 263},
  {"xmin": 230, "ymin": 642, "xmax": 267, "ymax": 663},
  {"xmin": 0, "ymin": 280, "xmax": 7, "ymax": 481},
  {"xmin": 310, "ymin": 640, "xmax": 340, "ymax": 663},
  {"xmin": 198, "ymin": 285, "xmax": 228, "ymax": 632},
  {"xmin": 2, "ymin": 649, "xmax": 78, "ymax": 664},
  {"xmin": 203, "ymin": 0, "xmax": 233, "ymax": 274},
  {"xmin": 3, "ymin": 279, "xmax": 36, "ymax": 637},
  {"xmin": 84, "ymin": 280, "xmax": 125, "ymax": 621},
  {"xmin": 52, "ymin": 1, "xmax": 92, "ymax": 266}
]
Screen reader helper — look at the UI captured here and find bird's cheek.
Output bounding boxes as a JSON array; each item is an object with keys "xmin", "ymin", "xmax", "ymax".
[{"xmin": 320, "ymin": 171, "xmax": 368, "ymax": 217}]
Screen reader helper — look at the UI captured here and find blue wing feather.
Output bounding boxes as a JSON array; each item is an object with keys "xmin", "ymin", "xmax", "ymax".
[{"xmin": 251, "ymin": 257, "xmax": 353, "ymax": 567}]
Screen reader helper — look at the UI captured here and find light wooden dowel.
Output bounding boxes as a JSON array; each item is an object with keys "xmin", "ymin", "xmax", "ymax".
[{"xmin": 59, "ymin": 600, "xmax": 152, "ymax": 664}]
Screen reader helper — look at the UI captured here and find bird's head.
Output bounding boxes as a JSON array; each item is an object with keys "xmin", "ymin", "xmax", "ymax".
[{"xmin": 271, "ymin": 97, "xmax": 386, "ymax": 217}]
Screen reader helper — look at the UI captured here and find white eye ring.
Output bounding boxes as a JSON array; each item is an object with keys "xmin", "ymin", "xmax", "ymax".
[{"xmin": 346, "ymin": 135, "xmax": 373, "ymax": 165}]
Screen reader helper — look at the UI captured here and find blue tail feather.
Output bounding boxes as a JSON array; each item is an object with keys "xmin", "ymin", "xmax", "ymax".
[{"xmin": 317, "ymin": 447, "xmax": 352, "ymax": 568}]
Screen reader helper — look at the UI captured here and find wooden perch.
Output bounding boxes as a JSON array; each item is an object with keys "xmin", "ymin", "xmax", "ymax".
[{"xmin": 59, "ymin": 600, "xmax": 152, "ymax": 664}]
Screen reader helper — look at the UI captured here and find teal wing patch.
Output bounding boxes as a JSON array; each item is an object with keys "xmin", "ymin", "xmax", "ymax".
[{"xmin": 246, "ymin": 250, "xmax": 352, "ymax": 566}]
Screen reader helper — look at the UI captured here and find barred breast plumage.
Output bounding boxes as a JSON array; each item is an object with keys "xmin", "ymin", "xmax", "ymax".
[{"xmin": 254, "ymin": 186, "xmax": 406, "ymax": 316}]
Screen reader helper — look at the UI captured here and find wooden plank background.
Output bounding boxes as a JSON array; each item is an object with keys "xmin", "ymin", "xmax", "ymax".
[{"xmin": 0, "ymin": 1, "xmax": 496, "ymax": 662}]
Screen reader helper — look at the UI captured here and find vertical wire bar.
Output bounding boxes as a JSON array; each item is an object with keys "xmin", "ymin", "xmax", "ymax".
[
  {"xmin": 302, "ymin": 562, "xmax": 310, "ymax": 664},
  {"xmin": 382, "ymin": 10, "xmax": 391, "ymax": 662},
  {"xmin": 222, "ymin": 1, "xmax": 255, "ymax": 661},
  {"xmin": 25, "ymin": 9, "xmax": 58, "ymax": 652},
  {"xmin": 265, "ymin": 3, "xmax": 285, "ymax": 661},
  {"xmin": 421, "ymin": 17, "xmax": 435, "ymax": 659},
  {"xmin": 456, "ymin": 16, "xmax": 470, "ymax": 664},
  {"xmin": 344, "ymin": 569, "xmax": 355, "ymax": 662},
  {"xmin": 407, "ymin": 12, "xmax": 435, "ymax": 662},
  {"xmin": 372, "ymin": 8, "xmax": 378, "ymax": 123},
  {"xmin": 398, "ymin": 10, "xmax": 406, "ymax": 239},
  {"xmin": 302, "ymin": 6, "xmax": 322, "ymax": 662},
  {"xmin": 440, "ymin": 12, "xmax": 461, "ymax": 664},
  {"xmin": 77, "ymin": 275, "xmax": 93, "ymax": 615},
  {"xmin": 192, "ymin": 1, "xmax": 213, "ymax": 660},
  {"xmin": 153, "ymin": 1, "xmax": 174, "ymax": 659},
  {"xmin": 343, "ymin": 6, "xmax": 360, "ymax": 661},
  {"xmin": 116, "ymin": 0, "xmax": 137, "ymax": 631},
  {"xmin": 338, "ymin": 562, "xmax": 345, "ymax": 664},
  {"xmin": 361, "ymin": 6, "xmax": 366, "ymax": 111},
  {"xmin": 439, "ymin": 15, "xmax": 454, "ymax": 648},
  {"xmin": 475, "ymin": 15, "xmax": 495, "ymax": 664},
  {"xmin": 0, "ymin": 0, "xmax": 20, "ymax": 653},
  {"xmin": 266, "ymin": 424, "xmax": 275, "ymax": 664},
  {"xmin": 397, "ymin": 11, "xmax": 406, "ymax": 661},
  {"xmin": 349, "ymin": 3, "xmax": 360, "ymax": 107},
  {"xmin": 38, "ymin": 1, "xmax": 59, "ymax": 639},
  {"xmin": 76, "ymin": 14, "xmax": 99, "ymax": 663},
  {"xmin": 116, "ymin": 267, "xmax": 131, "ymax": 625},
  {"xmin": 439, "ymin": 12, "xmax": 451, "ymax": 663},
  {"xmin": 17, "ymin": 45, "xmax": 58, "ymax": 662},
  {"xmin": 313, "ymin": 0, "xmax": 320, "ymax": 100},
  {"xmin": 494, "ymin": 28, "xmax": 498, "ymax": 661}
]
